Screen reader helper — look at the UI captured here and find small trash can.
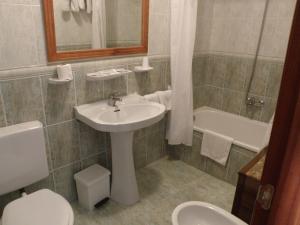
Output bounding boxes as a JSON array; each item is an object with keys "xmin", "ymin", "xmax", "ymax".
[{"xmin": 74, "ymin": 164, "xmax": 111, "ymax": 211}]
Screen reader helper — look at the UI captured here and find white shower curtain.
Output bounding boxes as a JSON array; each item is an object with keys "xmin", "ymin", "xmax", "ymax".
[
  {"xmin": 92, "ymin": 0, "xmax": 107, "ymax": 49},
  {"xmin": 167, "ymin": 0, "xmax": 198, "ymax": 146}
]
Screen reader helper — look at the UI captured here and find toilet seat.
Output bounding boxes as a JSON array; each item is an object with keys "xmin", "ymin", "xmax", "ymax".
[{"xmin": 2, "ymin": 189, "xmax": 74, "ymax": 225}]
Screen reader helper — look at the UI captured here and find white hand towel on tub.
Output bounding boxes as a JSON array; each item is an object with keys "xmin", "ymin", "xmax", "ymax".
[{"xmin": 201, "ymin": 130, "xmax": 233, "ymax": 166}]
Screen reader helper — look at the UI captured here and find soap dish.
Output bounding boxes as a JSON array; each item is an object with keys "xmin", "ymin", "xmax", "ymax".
[
  {"xmin": 48, "ymin": 77, "xmax": 73, "ymax": 84},
  {"xmin": 86, "ymin": 68, "xmax": 131, "ymax": 81},
  {"xmin": 133, "ymin": 66, "xmax": 154, "ymax": 73}
]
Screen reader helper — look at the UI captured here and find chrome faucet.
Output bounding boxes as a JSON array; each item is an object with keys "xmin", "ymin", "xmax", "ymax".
[
  {"xmin": 108, "ymin": 93, "xmax": 122, "ymax": 108},
  {"xmin": 246, "ymin": 96, "xmax": 265, "ymax": 107}
]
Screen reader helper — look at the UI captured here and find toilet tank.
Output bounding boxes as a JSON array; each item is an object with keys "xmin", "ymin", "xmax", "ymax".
[{"xmin": 0, "ymin": 121, "xmax": 49, "ymax": 195}]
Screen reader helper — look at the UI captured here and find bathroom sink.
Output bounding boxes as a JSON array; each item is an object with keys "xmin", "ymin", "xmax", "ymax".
[
  {"xmin": 75, "ymin": 100, "xmax": 165, "ymax": 133},
  {"xmin": 75, "ymin": 96, "xmax": 166, "ymax": 205}
]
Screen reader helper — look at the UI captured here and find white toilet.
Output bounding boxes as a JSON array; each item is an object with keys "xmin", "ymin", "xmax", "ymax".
[
  {"xmin": 172, "ymin": 201, "xmax": 247, "ymax": 225},
  {"xmin": 0, "ymin": 121, "xmax": 74, "ymax": 225}
]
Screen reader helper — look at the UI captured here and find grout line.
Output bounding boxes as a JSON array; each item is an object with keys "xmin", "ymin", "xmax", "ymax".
[
  {"xmin": 30, "ymin": 5, "xmax": 41, "ymax": 68},
  {"xmin": 52, "ymin": 160, "xmax": 82, "ymax": 172},
  {"xmin": 104, "ymin": 134, "xmax": 109, "ymax": 168},
  {"xmin": 38, "ymin": 76, "xmax": 48, "ymax": 126},
  {"xmin": 77, "ymin": 121, "xmax": 83, "ymax": 169},
  {"xmin": 0, "ymin": 85, "xmax": 8, "ymax": 127},
  {"xmin": 126, "ymin": 65, "xmax": 129, "ymax": 95},
  {"xmin": 52, "ymin": 171, "xmax": 57, "ymax": 192},
  {"xmin": 45, "ymin": 119, "xmax": 75, "ymax": 128},
  {"xmin": 73, "ymin": 72, "xmax": 78, "ymax": 106}
]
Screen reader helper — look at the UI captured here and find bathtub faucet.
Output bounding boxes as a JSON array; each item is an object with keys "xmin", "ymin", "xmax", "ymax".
[{"xmin": 246, "ymin": 97, "xmax": 265, "ymax": 107}]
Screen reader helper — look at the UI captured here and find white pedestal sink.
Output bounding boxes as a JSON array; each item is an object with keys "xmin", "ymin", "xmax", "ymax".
[{"xmin": 75, "ymin": 96, "xmax": 166, "ymax": 205}]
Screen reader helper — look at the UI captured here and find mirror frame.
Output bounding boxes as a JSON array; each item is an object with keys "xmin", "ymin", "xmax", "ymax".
[{"xmin": 43, "ymin": 0, "xmax": 149, "ymax": 62}]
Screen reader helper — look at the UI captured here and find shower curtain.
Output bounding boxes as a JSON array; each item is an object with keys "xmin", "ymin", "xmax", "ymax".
[
  {"xmin": 92, "ymin": 0, "xmax": 107, "ymax": 49},
  {"xmin": 167, "ymin": 0, "xmax": 198, "ymax": 146}
]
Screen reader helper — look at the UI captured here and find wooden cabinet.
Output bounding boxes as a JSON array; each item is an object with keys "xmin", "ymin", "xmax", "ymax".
[{"xmin": 232, "ymin": 149, "xmax": 266, "ymax": 224}]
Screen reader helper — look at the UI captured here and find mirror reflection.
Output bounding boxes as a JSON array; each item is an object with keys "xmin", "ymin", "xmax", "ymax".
[{"xmin": 53, "ymin": 0, "xmax": 142, "ymax": 52}]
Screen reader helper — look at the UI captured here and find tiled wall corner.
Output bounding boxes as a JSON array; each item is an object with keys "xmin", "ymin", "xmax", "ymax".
[{"xmin": 192, "ymin": 53, "xmax": 284, "ymax": 122}]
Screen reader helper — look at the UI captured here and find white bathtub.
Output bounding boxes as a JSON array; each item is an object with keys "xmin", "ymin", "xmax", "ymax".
[{"xmin": 193, "ymin": 107, "xmax": 271, "ymax": 153}]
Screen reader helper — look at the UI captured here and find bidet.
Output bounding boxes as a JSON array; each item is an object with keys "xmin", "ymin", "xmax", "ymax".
[{"xmin": 172, "ymin": 201, "xmax": 247, "ymax": 225}]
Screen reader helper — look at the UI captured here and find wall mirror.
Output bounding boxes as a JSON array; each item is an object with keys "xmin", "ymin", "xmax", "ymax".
[{"xmin": 43, "ymin": 0, "xmax": 149, "ymax": 62}]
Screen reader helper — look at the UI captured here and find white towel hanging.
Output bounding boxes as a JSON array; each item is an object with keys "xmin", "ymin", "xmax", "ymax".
[
  {"xmin": 86, "ymin": 0, "xmax": 92, "ymax": 13},
  {"xmin": 78, "ymin": 0, "xmax": 86, "ymax": 10},
  {"xmin": 70, "ymin": 0, "xmax": 80, "ymax": 12}
]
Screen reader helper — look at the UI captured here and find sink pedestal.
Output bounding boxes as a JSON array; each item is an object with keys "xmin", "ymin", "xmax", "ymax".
[{"xmin": 110, "ymin": 131, "xmax": 139, "ymax": 205}]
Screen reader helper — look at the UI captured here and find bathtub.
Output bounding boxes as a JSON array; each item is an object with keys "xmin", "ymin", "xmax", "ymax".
[{"xmin": 193, "ymin": 107, "xmax": 271, "ymax": 153}]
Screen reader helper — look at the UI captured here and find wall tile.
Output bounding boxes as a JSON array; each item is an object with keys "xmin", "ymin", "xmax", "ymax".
[
  {"xmin": 163, "ymin": 60, "xmax": 171, "ymax": 88},
  {"xmin": 103, "ymin": 76, "xmax": 127, "ymax": 99},
  {"xmin": 78, "ymin": 122, "xmax": 106, "ymax": 159},
  {"xmin": 54, "ymin": 162, "xmax": 81, "ymax": 201},
  {"xmin": 81, "ymin": 152, "xmax": 108, "ymax": 170},
  {"xmin": 182, "ymin": 133, "xmax": 206, "ymax": 171},
  {"xmin": 147, "ymin": 130, "xmax": 165, "ymax": 164},
  {"xmin": 1, "ymin": 77, "xmax": 45, "ymax": 125},
  {"xmin": 226, "ymin": 146, "xmax": 255, "ymax": 185},
  {"xmin": 148, "ymin": 13, "xmax": 170, "ymax": 56},
  {"xmin": 32, "ymin": 4, "xmax": 47, "ymax": 66},
  {"xmin": 25, "ymin": 173, "xmax": 55, "ymax": 193},
  {"xmin": 74, "ymin": 70, "xmax": 104, "ymax": 105},
  {"xmin": 193, "ymin": 85, "xmax": 204, "ymax": 109},
  {"xmin": 0, "ymin": 88, "xmax": 6, "ymax": 127},
  {"xmin": 205, "ymin": 55, "xmax": 226, "ymax": 87},
  {"xmin": 224, "ymin": 56, "xmax": 253, "ymax": 91},
  {"xmin": 248, "ymin": 59, "xmax": 270, "ymax": 96},
  {"xmin": 193, "ymin": 56, "xmax": 207, "ymax": 87},
  {"xmin": 128, "ymin": 61, "xmax": 166, "ymax": 95},
  {"xmin": 266, "ymin": 62, "xmax": 284, "ymax": 98},
  {"xmin": 201, "ymin": 85, "xmax": 223, "ymax": 110},
  {"xmin": 147, "ymin": 118, "xmax": 166, "ymax": 135},
  {"xmin": 222, "ymin": 89, "xmax": 245, "ymax": 115},
  {"xmin": 261, "ymin": 97, "xmax": 277, "ymax": 123},
  {"xmin": 145, "ymin": 60, "xmax": 167, "ymax": 93},
  {"xmin": 41, "ymin": 75, "xmax": 76, "ymax": 125},
  {"xmin": 48, "ymin": 121, "xmax": 80, "ymax": 169},
  {"xmin": 205, "ymin": 158, "xmax": 228, "ymax": 181},
  {"xmin": 0, "ymin": 3, "xmax": 39, "ymax": 70},
  {"xmin": 44, "ymin": 127, "xmax": 53, "ymax": 171},
  {"xmin": 128, "ymin": 69, "xmax": 151, "ymax": 95},
  {"xmin": 133, "ymin": 137, "xmax": 147, "ymax": 169}
]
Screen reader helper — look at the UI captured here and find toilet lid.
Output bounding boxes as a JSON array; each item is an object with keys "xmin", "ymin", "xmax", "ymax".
[{"xmin": 2, "ymin": 189, "xmax": 73, "ymax": 225}]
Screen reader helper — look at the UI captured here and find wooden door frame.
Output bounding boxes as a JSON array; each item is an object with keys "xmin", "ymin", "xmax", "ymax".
[{"xmin": 251, "ymin": 0, "xmax": 300, "ymax": 224}]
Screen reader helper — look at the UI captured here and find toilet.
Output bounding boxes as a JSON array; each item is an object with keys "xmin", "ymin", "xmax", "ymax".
[
  {"xmin": 0, "ymin": 121, "xmax": 74, "ymax": 225},
  {"xmin": 172, "ymin": 201, "xmax": 247, "ymax": 225}
]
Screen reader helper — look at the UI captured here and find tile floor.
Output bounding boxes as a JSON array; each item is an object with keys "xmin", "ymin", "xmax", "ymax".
[{"xmin": 73, "ymin": 158, "xmax": 236, "ymax": 225}]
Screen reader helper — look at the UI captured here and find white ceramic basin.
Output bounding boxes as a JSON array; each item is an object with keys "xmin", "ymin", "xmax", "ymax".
[
  {"xmin": 172, "ymin": 201, "xmax": 247, "ymax": 225},
  {"xmin": 75, "ymin": 101, "xmax": 165, "ymax": 133},
  {"xmin": 75, "ymin": 96, "xmax": 166, "ymax": 205}
]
